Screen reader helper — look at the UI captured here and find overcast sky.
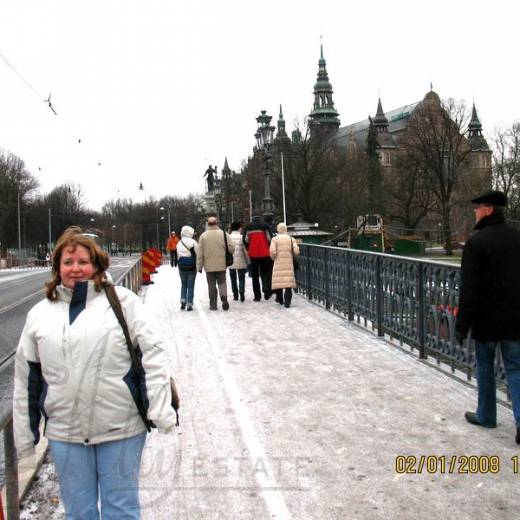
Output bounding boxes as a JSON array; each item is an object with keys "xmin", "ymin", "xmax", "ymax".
[{"xmin": 0, "ymin": 0, "xmax": 518, "ymax": 210}]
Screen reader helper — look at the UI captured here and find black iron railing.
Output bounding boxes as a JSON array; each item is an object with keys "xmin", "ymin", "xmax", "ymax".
[{"xmin": 297, "ymin": 244, "xmax": 507, "ymax": 387}]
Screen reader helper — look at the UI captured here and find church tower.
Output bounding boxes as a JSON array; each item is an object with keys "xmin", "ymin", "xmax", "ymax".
[{"xmin": 309, "ymin": 44, "xmax": 340, "ymax": 133}]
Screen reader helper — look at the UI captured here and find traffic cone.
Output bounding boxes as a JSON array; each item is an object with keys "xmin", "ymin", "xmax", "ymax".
[
  {"xmin": 142, "ymin": 250, "xmax": 154, "ymax": 285},
  {"xmin": 0, "ymin": 492, "xmax": 5, "ymax": 520}
]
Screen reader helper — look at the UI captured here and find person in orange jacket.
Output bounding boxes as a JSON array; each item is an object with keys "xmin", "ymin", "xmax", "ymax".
[{"xmin": 166, "ymin": 231, "xmax": 180, "ymax": 267}]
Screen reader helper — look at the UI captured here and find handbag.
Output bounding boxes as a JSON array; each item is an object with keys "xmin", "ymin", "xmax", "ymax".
[
  {"xmin": 223, "ymin": 230, "xmax": 234, "ymax": 267},
  {"xmin": 178, "ymin": 240, "xmax": 196, "ymax": 271},
  {"xmin": 290, "ymin": 237, "xmax": 299, "ymax": 271},
  {"xmin": 104, "ymin": 285, "xmax": 180, "ymax": 428}
]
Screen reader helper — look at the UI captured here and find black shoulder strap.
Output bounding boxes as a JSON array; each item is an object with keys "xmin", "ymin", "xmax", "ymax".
[
  {"xmin": 223, "ymin": 229, "xmax": 229, "ymax": 251},
  {"xmin": 104, "ymin": 285, "xmax": 140, "ymax": 372}
]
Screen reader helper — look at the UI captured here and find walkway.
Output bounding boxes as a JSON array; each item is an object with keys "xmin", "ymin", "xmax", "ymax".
[{"xmin": 22, "ymin": 265, "xmax": 519, "ymax": 519}]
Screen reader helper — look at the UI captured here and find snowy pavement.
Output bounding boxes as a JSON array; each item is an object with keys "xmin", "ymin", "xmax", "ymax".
[{"xmin": 21, "ymin": 265, "xmax": 519, "ymax": 519}]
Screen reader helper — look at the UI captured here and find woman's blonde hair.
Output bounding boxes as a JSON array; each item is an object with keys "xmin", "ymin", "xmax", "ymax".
[{"xmin": 45, "ymin": 226, "xmax": 109, "ymax": 300}]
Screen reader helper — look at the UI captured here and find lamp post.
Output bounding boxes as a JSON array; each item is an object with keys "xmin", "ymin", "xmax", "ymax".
[
  {"xmin": 111, "ymin": 225, "xmax": 116, "ymax": 255},
  {"xmin": 255, "ymin": 110, "xmax": 275, "ymax": 219},
  {"xmin": 160, "ymin": 206, "xmax": 171, "ymax": 236}
]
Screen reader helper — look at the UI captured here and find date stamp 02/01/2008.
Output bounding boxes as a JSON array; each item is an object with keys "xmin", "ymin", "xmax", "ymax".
[{"xmin": 395, "ymin": 455, "xmax": 520, "ymax": 475}]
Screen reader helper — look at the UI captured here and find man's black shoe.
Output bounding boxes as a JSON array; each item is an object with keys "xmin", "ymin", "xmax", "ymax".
[
  {"xmin": 180, "ymin": 303, "xmax": 186, "ymax": 310},
  {"xmin": 253, "ymin": 297, "xmax": 261, "ymax": 302},
  {"xmin": 516, "ymin": 428, "xmax": 520, "ymax": 445},
  {"xmin": 221, "ymin": 297, "xmax": 230, "ymax": 311},
  {"xmin": 264, "ymin": 291, "xmax": 272, "ymax": 300},
  {"xmin": 240, "ymin": 292, "xmax": 245, "ymax": 302},
  {"xmin": 464, "ymin": 411, "xmax": 496, "ymax": 428}
]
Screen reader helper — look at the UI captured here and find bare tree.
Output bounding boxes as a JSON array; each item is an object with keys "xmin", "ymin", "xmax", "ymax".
[
  {"xmin": 284, "ymin": 121, "xmax": 343, "ymax": 226},
  {"xmin": 492, "ymin": 122, "xmax": 520, "ymax": 218},
  {"xmin": 403, "ymin": 96, "xmax": 472, "ymax": 254},
  {"xmin": 0, "ymin": 152, "xmax": 39, "ymax": 255},
  {"xmin": 385, "ymin": 154, "xmax": 434, "ymax": 233}
]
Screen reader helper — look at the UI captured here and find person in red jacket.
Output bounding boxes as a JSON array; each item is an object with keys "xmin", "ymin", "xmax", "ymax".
[
  {"xmin": 242, "ymin": 213, "xmax": 273, "ymax": 301},
  {"xmin": 166, "ymin": 231, "xmax": 180, "ymax": 267}
]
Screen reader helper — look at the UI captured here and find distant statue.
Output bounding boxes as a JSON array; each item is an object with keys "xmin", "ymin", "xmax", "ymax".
[{"xmin": 204, "ymin": 165, "xmax": 217, "ymax": 192}]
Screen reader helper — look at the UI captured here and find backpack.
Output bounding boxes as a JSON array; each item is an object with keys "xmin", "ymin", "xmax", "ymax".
[{"xmin": 178, "ymin": 240, "xmax": 196, "ymax": 271}]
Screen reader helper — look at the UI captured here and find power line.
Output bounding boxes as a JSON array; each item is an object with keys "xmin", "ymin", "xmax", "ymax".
[{"xmin": 0, "ymin": 49, "xmax": 45, "ymax": 101}]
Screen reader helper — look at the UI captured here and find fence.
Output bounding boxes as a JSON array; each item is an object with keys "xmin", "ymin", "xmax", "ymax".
[
  {"xmin": 0, "ymin": 256, "xmax": 143, "ymax": 520},
  {"xmin": 296, "ymin": 243, "xmax": 509, "ymax": 389}
]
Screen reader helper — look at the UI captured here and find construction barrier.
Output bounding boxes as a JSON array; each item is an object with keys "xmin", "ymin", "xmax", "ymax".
[
  {"xmin": 149, "ymin": 248, "xmax": 162, "ymax": 271},
  {"xmin": 141, "ymin": 250, "xmax": 155, "ymax": 285}
]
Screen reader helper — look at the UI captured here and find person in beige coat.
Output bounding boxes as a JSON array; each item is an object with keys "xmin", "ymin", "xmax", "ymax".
[
  {"xmin": 269, "ymin": 222, "xmax": 300, "ymax": 308},
  {"xmin": 196, "ymin": 215, "xmax": 235, "ymax": 310}
]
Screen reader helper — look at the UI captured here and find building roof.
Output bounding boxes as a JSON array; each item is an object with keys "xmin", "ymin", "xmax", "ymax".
[{"xmin": 336, "ymin": 100, "xmax": 421, "ymax": 151}]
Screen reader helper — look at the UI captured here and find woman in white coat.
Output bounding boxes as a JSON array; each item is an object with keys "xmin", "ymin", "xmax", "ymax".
[
  {"xmin": 269, "ymin": 222, "xmax": 300, "ymax": 308},
  {"xmin": 176, "ymin": 225, "xmax": 198, "ymax": 311},
  {"xmin": 228, "ymin": 221, "xmax": 249, "ymax": 301},
  {"xmin": 13, "ymin": 227, "xmax": 177, "ymax": 519}
]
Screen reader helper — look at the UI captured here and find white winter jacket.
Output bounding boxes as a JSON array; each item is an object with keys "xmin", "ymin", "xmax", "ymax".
[
  {"xmin": 229, "ymin": 231, "xmax": 249, "ymax": 270},
  {"xmin": 13, "ymin": 280, "xmax": 177, "ymax": 458},
  {"xmin": 177, "ymin": 225, "xmax": 198, "ymax": 259}
]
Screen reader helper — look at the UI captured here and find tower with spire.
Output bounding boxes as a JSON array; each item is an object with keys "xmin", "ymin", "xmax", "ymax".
[
  {"xmin": 468, "ymin": 103, "xmax": 490, "ymax": 151},
  {"xmin": 309, "ymin": 44, "xmax": 340, "ymax": 133}
]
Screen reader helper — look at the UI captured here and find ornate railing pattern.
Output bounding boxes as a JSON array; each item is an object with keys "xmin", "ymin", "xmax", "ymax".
[{"xmin": 297, "ymin": 243, "xmax": 507, "ymax": 386}]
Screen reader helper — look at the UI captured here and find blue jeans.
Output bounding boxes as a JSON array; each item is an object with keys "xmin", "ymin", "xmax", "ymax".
[
  {"xmin": 179, "ymin": 269, "xmax": 196, "ymax": 305},
  {"xmin": 475, "ymin": 340, "xmax": 520, "ymax": 427},
  {"xmin": 229, "ymin": 268, "xmax": 246, "ymax": 297},
  {"xmin": 49, "ymin": 432, "xmax": 147, "ymax": 520}
]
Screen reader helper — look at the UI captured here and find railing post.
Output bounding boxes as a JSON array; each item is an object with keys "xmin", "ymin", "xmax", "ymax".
[
  {"xmin": 346, "ymin": 251, "xmax": 353, "ymax": 321},
  {"xmin": 4, "ymin": 419, "xmax": 20, "ymax": 520},
  {"xmin": 417, "ymin": 264, "xmax": 427, "ymax": 359},
  {"xmin": 324, "ymin": 248, "xmax": 330, "ymax": 309},
  {"xmin": 306, "ymin": 247, "xmax": 312, "ymax": 301},
  {"xmin": 376, "ymin": 256, "xmax": 384, "ymax": 337}
]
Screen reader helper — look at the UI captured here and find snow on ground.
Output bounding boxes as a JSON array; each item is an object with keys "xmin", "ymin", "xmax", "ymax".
[{"xmin": 19, "ymin": 265, "xmax": 519, "ymax": 519}]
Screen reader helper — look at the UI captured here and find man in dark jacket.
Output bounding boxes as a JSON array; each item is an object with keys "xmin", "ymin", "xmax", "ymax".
[
  {"xmin": 455, "ymin": 190, "xmax": 520, "ymax": 445},
  {"xmin": 243, "ymin": 213, "xmax": 273, "ymax": 301}
]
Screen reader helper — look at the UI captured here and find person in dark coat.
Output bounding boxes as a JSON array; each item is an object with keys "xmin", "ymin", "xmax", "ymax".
[{"xmin": 455, "ymin": 190, "xmax": 520, "ymax": 445}]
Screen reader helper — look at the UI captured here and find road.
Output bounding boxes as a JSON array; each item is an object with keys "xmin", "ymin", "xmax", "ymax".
[{"xmin": 0, "ymin": 257, "xmax": 137, "ymax": 366}]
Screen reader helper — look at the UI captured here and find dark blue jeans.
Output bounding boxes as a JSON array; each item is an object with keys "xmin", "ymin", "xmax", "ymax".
[
  {"xmin": 475, "ymin": 340, "xmax": 520, "ymax": 427},
  {"xmin": 179, "ymin": 269, "xmax": 196, "ymax": 304},
  {"xmin": 229, "ymin": 268, "xmax": 246, "ymax": 297}
]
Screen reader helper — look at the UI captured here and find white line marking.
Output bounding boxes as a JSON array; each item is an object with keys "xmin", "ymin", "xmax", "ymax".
[
  {"xmin": 198, "ymin": 307, "xmax": 292, "ymax": 520},
  {"xmin": 0, "ymin": 289, "xmax": 43, "ymax": 315}
]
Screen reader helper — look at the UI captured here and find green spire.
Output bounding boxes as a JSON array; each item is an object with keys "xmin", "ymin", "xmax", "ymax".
[
  {"xmin": 468, "ymin": 103, "xmax": 489, "ymax": 151},
  {"xmin": 309, "ymin": 43, "xmax": 340, "ymax": 130}
]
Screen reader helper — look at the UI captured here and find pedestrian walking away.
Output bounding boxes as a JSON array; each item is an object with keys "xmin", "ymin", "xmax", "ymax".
[
  {"xmin": 13, "ymin": 227, "xmax": 178, "ymax": 519},
  {"xmin": 197, "ymin": 215, "xmax": 235, "ymax": 310},
  {"xmin": 269, "ymin": 222, "xmax": 300, "ymax": 308},
  {"xmin": 455, "ymin": 190, "xmax": 520, "ymax": 445},
  {"xmin": 243, "ymin": 212, "xmax": 273, "ymax": 301},
  {"xmin": 228, "ymin": 221, "xmax": 249, "ymax": 302},
  {"xmin": 177, "ymin": 225, "xmax": 198, "ymax": 311},
  {"xmin": 167, "ymin": 231, "xmax": 180, "ymax": 267}
]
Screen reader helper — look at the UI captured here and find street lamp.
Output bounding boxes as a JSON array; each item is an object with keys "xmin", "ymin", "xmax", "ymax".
[
  {"xmin": 111, "ymin": 225, "xmax": 116, "ymax": 255},
  {"xmin": 255, "ymin": 110, "xmax": 275, "ymax": 219},
  {"xmin": 160, "ymin": 206, "xmax": 171, "ymax": 236}
]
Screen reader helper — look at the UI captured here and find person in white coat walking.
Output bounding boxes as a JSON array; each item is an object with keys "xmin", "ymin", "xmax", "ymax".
[
  {"xmin": 269, "ymin": 222, "xmax": 300, "ymax": 308},
  {"xmin": 176, "ymin": 225, "xmax": 198, "ymax": 311},
  {"xmin": 228, "ymin": 221, "xmax": 249, "ymax": 301}
]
